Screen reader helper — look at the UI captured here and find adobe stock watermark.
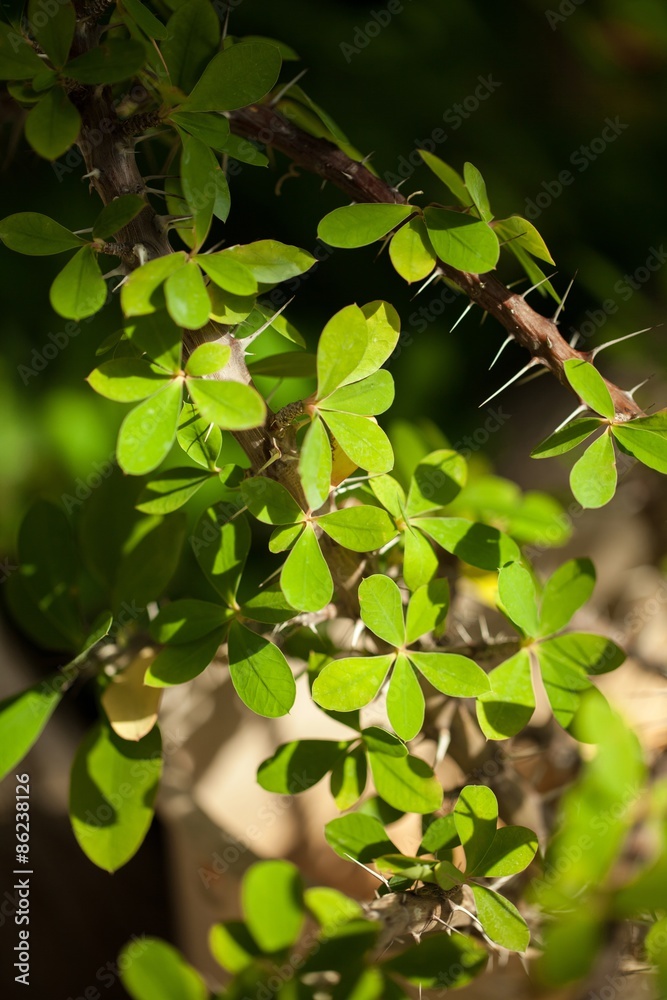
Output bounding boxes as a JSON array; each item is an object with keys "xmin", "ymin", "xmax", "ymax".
[
  {"xmin": 340, "ymin": 0, "xmax": 412, "ymax": 62},
  {"xmin": 524, "ymin": 117, "xmax": 629, "ymax": 220},
  {"xmin": 383, "ymin": 74, "xmax": 501, "ymax": 187},
  {"xmin": 18, "ymin": 315, "xmax": 98, "ymax": 385},
  {"xmin": 545, "ymin": 0, "xmax": 586, "ymax": 31}
]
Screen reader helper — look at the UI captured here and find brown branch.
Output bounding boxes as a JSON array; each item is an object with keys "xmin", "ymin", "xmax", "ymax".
[{"xmin": 229, "ymin": 104, "xmax": 644, "ymax": 421}]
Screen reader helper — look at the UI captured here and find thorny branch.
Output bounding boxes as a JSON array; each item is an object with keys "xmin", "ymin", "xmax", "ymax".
[{"xmin": 228, "ymin": 103, "xmax": 645, "ymax": 421}]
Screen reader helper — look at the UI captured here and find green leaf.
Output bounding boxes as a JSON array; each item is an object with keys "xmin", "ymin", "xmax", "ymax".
[
  {"xmin": 180, "ymin": 136, "xmax": 216, "ymax": 250},
  {"xmin": 317, "ymin": 505, "xmax": 397, "ymax": 552},
  {"xmin": 248, "ymin": 352, "xmax": 314, "ymax": 378},
  {"xmin": 325, "ymin": 812, "xmax": 397, "ymax": 863},
  {"xmin": 471, "ymin": 826, "xmax": 538, "ymax": 877},
  {"xmin": 330, "ymin": 745, "xmax": 368, "ymax": 810},
  {"xmin": 88, "ymin": 358, "xmax": 171, "ymax": 401},
  {"xmin": 215, "ymin": 132, "xmax": 269, "ymax": 166},
  {"xmin": 180, "ymin": 40, "xmax": 282, "ymax": 112},
  {"xmin": 177, "ymin": 401, "xmax": 222, "ymax": 468},
  {"xmin": 188, "ymin": 379, "xmax": 266, "ymax": 429},
  {"xmin": 114, "ymin": 513, "xmax": 186, "ymax": 609},
  {"xmin": 317, "ymin": 304, "xmax": 368, "ymax": 398},
  {"xmin": 121, "ymin": 253, "xmax": 187, "ymax": 317},
  {"xmin": 536, "ymin": 644, "xmax": 593, "ymax": 730},
  {"xmin": 476, "ymin": 650, "xmax": 535, "ymax": 740},
  {"xmin": 218, "ymin": 240, "xmax": 316, "ymax": 284},
  {"xmin": 538, "ymin": 558, "xmax": 595, "ymax": 637},
  {"xmin": 117, "ymin": 380, "xmax": 183, "ymax": 475},
  {"xmin": 0, "ymin": 23, "xmax": 44, "ymax": 79},
  {"xmin": 361, "ymin": 726, "xmax": 407, "ymax": 758},
  {"xmin": 417, "ymin": 516, "xmax": 520, "ymax": 570},
  {"xmin": 403, "ymin": 523, "xmax": 439, "ymax": 591},
  {"xmin": 28, "ymin": 0, "xmax": 75, "ymax": 66},
  {"xmin": 120, "ymin": 937, "xmax": 207, "ymax": 1000},
  {"xmin": 370, "ymin": 474, "xmax": 406, "ymax": 519},
  {"xmin": 64, "ymin": 39, "xmax": 146, "ymax": 84},
  {"xmin": 184, "ymin": 343, "xmax": 231, "ymax": 377},
  {"xmin": 406, "ymin": 449, "xmax": 467, "ymax": 516},
  {"xmin": 563, "ymin": 358, "xmax": 615, "ymax": 418},
  {"xmin": 50, "ymin": 245, "xmax": 107, "ymax": 320},
  {"xmin": 530, "ymin": 417, "xmax": 603, "ymax": 458},
  {"xmin": 209, "ymin": 921, "xmax": 261, "ymax": 974},
  {"xmin": 498, "ymin": 562, "xmax": 539, "ymax": 636},
  {"xmin": 453, "ymin": 785, "xmax": 498, "ymax": 873},
  {"xmin": 192, "ymin": 510, "xmax": 250, "ymax": 604},
  {"xmin": 92, "ymin": 194, "xmax": 146, "ymax": 240},
  {"xmin": 16, "ymin": 499, "xmax": 81, "ymax": 647},
  {"xmin": 612, "ymin": 411, "xmax": 667, "ymax": 474},
  {"xmin": 570, "ymin": 431, "xmax": 617, "ymax": 508},
  {"xmin": 387, "ymin": 654, "xmax": 424, "ymax": 741},
  {"xmin": 145, "ymin": 627, "xmax": 226, "ymax": 686},
  {"xmin": 150, "ymin": 599, "xmax": 231, "ymax": 644},
  {"xmin": 383, "ymin": 932, "xmax": 487, "ymax": 989},
  {"xmin": 388, "ymin": 217, "xmax": 437, "ymax": 283},
  {"xmin": 196, "ymin": 252, "xmax": 258, "ymax": 295},
  {"xmin": 227, "ymin": 621, "xmax": 296, "ymax": 717},
  {"xmin": 509, "ymin": 240, "xmax": 560, "ymax": 302},
  {"xmin": 241, "ymin": 476, "xmax": 303, "ymax": 524},
  {"xmin": 539, "ymin": 632, "xmax": 625, "ymax": 677},
  {"xmin": 0, "ymin": 212, "xmax": 83, "ymax": 255},
  {"xmin": 281, "ymin": 523, "xmax": 333, "ymax": 612},
  {"xmin": 408, "ymin": 652, "xmax": 490, "ymax": 697},
  {"xmin": 463, "ymin": 162, "xmax": 493, "ymax": 221},
  {"xmin": 122, "ymin": 0, "xmax": 167, "ymax": 40},
  {"xmin": 269, "ymin": 521, "xmax": 303, "ymax": 553},
  {"xmin": 317, "ymin": 204, "xmax": 414, "ymax": 248},
  {"xmin": 258, "ymin": 739, "xmax": 349, "ymax": 794},
  {"xmin": 321, "ymin": 371, "xmax": 394, "ymax": 419},
  {"xmin": 358, "ymin": 575, "xmax": 405, "ymax": 646},
  {"xmin": 312, "ymin": 654, "xmax": 395, "ymax": 711},
  {"xmin": 494, "ymin": 215, "xmax": 554, "ymax": 263},
  {"xmin": 170, "ymin": 111, "xmax": 230, "ymax": 150},
  {"xmin": 471, "ymin": 884, "xmax": 530, "ymax": 952},
  {"xmin": 305, "ymin": 887, "xmax": 365, "ymax": 935},
  {"xmin": 405, "ymin": 578, "xmax": 449, "ymax": 645},
  {"xmin": 0, "ymin": 679, "xmax": 63, "ymax": 780},
  {"xmin": 165, "ymin": 261, "xmax": 210, "ymax": 328},
  {"xmin": 242, "ymin": 860, "xmax": 305, "ymax": 953},
  {"xmin": 347, "ymin": 300, "xmax": 402, "ymax": 383},
  {"xmin": 368, "ymin": 752, "xmax": 443, "ymax": 814},
  {"xmin": 69, "ymin": 722, "xmax": 161, "ymax": 872},
  {"xmin": 418, "ymin": 151, "xmax": 472, "ymax": 207},
  {"xmin": 419, "ymin": 814, "xmax": 460, "ymax": 854},
  {"xmin": 136, "ymin": 467, "xmax": 211, "ymax": 514},
  {"xmin": 423, "ymin": 206, "xmax": 500, "ymax": 273},
  {"xmin": 322, "ymin": 410, "xmax": 394, "ymax": 474},
  {"xmin": 161, "ymin": 0, "xmax": 219, "ymax": 93},
  {"xmin": 25, "ymin": 87, "xmax": 81, "ymax": 159},
  {"xmin": 299, "ymin": 415, "xmax": 332, "ymax": 510}
]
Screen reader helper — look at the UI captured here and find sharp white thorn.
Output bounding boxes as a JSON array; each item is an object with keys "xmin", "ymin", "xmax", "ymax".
[
  {"xmin": 551, "ymin": 403, "xmax": 587, "ymax": 435},
  {"xmin": 411, "ymin": 267, "xmax": 442, "ymax": 299},
  {"xmin": 406, "ymin": 189, "xmax": 424, "ymax": 203},
  {"xmin": 238, "ymin": 298, "xmax": 294, "ymax": 347},
  {"xmin": 479, "ymin": 616, "xmax": 491, "ymax": 643},
  {"xmin": 551, "ymin": 273, "xmax": 576, "ymax": 324},
  {"xmin": 515, "ymin": 366, "xmax": 549, "ymax": 387},
  {"xmin": 489, "ymin": 334, "xmax": 514, "ymax": 369},
  {"xmin": 351, "ymin": 618, "xmax": 365, "ymax": 649},
  {"xmin": 456, "ymin": 622, "xmax": 473, "ymax": 644},
  {"xmin": 344, "ymin": 853, "xmax": 391, "ymax": 888},
  {"xmin": 478, "ymin": 359, "xmax": 538, "ymax": 408},
  {"xmin": 590, "ymin": 326, "xmax": 655, "ymax": 359},
  {"xmin": 521, "ymin": 271, "xmax": 558, "ymax": 299},
  {"xmin": 569, "ymin": 330, "xmax": 582, "ymax": 349},
  {"xmin": 269, "ymin": 68, "xmax": 309, "ymax": 107},
  {"xmin": 450, "ymin": 300, "xmax": 475, "ymax": 333},
  {"xmin": 625, "ymin": 374, "xmax": 654, "ymax": 400}
]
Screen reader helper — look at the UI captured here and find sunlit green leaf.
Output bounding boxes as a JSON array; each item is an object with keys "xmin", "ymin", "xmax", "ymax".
[
  {"xmin": 612, "ymin": 410, "xmax": 667, "ymax": 474},
  {"xmin": 322, "ymin": 410, "xmax": 394, "ymax": 474},
  {"xmin": 563, "ymin": 359, "xmax": 615, "ymax": 419},
  {"xmin": 424, "ymin": 206, "xmax": 499, "ymax": 273},
  {"xmin": 87, "ymin": 358, "xmax": 171, "ymax": 402},
  {"xmin": 281, "ymin": 523, "xmax": 332, "ymax": 612},
  {"xmin": 185, "ymin": 342, "xmax": 231, "ymax": 377},
  {"xmin": 358, "ymin": 575, "xmax": 404, "ymax": 646},
  {"xmin": 418, "ymin": 151, "xmax": 472, "ymax": 207},
  {"xmin": 325, "ymin": 812, "xmax": 397, "ymax": 863},
  {"xmin": 228, "ymin": 621, "xmax": 296, "ymax": 717},
  {"xmin": 403, "ymin": 524, "xmax": 438, "ymax": 591},
  {"xmin": 0, "ymin": 679, "xmax": 63, "ymax": 780},
  {"xmin": 405, "ymin": 578, "xmax": 449, "ymax": 645},
  {"xmin": 258, "ymin": 739, "xmax": 349, "ymax": 794},
  {"xmin": 188, "ymin": 378, "xmax": 266, "ymax": 429},
  {"xmin": 389, "ymin": 217, "xmax": 437, "ymax": 282},
  {"xmin": 570, "ymin": 431, "xmax": 617, "ymax": 508},
  {"xmin": 317, "ymin": 304, "xmax": 368, "ymax": 399},
  {"xmin": 476, "ymin": 650, "xmax": 535, "ymax": 740},
  {"xmin": 417, "ymin": 516, "xmax": 520, "ymax": 570},
  {"xmin": 312, "ymin": 654, "xmax": 395, "ymax": 711},
  {"xmin": 454, "ymin": 785, "xmax": 498, "ymax": 872},
  {"xmin": 177, "ymin": 401, "xmax": 222, "ymax": 468},
  {"xmin": 196, "ymin": 252, "xmax": 258, "ymax": 295},
  {"xmin": 538, "ymin": 558, "xmax": 595, "ymax": 637},
  {"xmin": 387, "ymin": 654, "xmax": 424, "ymax": 741},
  {"xmin": 0, "ymin": 212, "xmax": 83, "ymax": 255},
  {"xmin": 317, "ymin": 505, "xmax": 397, "ymax": 552},
  {"xmin": 165, "ymin": 261, "xmax": 211, "ymax": 328},
  {"xmin": 330, "ymin": 745, "xmax": 368, "ymax": 810},
  {"xmin": 242, "ymin": 860, "xmax": 304, "ymax": 953},
  {"xmin": 50, "ymin": 245, "xmax": 106, "ymax": 320},
  {"xmin": 408, "ymin": 652, "xmax": 490, "ymax": 697},
  {"xmin": 241, "ymin": 476, "xmax": 303, "ymax": 524},
  {"xmin": 472, "ymin": 884, "xmax": 530, "ymax": 952},
  {"xmin": 494, "ymin": 215, "xmax": 554, "ymax": 264},
  {"xmin": 117, "ymin": 380, "xmax": 183, "ymax": 475},
  {"xmin": 70, "ymin": 722, "xmax": 161, "ymax": 871},
  {"xmin": 530, "ymin": 417, "xmax": 603, "ymax": 458},
  {"xmin": 180, "ymin": 135, "xmax": 216, "ymax": 250},
  {"xmin": 368, "ymin": 751, "xmax": 442, "ymax": 814},
  {"xmin": 150, "ymin": 599, "xmax": 230, "ymax": 644},
  {"xmin": 92, "ymin": 194, "xmax": 146, "ymax": 240},
  {"xmin": 208, "ymin": 921, "xmax": 261, "ymax": 975},
  {"xmin": 145, "ymin": 627, "xmax": 226, "ymax": 686},
  {"xmin": 464, "ymin": 162, "xmax": 493, "ymax": 222},
  {"xmin": 406, "ymin": 449, "xmax": 467, "ymax": 516},
  {"xmin": 120, "ymin": 937, "xmax": 207, "ymax": 1000},
  {"xmin": 122, "ymin": 253, "xmax": 187, "ymax": 317},
  {"xmin": 318, "ymin": 204, "xmax": 414, "ymax": 248},
  {"xmin": 299, "ymin": 415, "xmax": 332, "ymax": 510},
  {"xmin": 192, "ymin": 509, "xmax": 250, "ymax": 604},
  {"xmin": 471, "ymin": 826, "xmax": 538, "ymax": 877}
]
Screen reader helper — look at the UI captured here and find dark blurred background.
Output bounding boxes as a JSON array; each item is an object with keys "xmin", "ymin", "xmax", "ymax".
[{"xmin": 1, "ymin": 0, "xmax": 667, "ymax": 996}]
